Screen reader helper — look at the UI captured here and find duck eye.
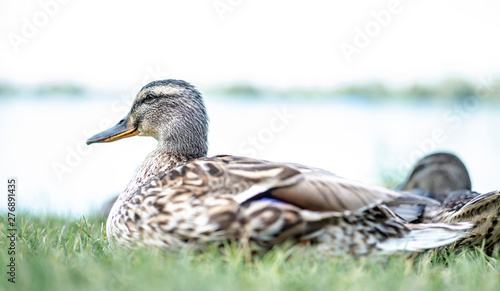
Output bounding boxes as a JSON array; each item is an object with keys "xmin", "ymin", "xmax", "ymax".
[{"xmin": 144, "ymin": 94, "xmax": 155, "ymax": 103}]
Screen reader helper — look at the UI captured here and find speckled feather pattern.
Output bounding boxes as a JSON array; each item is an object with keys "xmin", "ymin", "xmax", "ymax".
[
  {"xmin": 107, "ymin": 155, "xmax": 466, "ymax": 255},
  {"xmin": 90, "ymin": 80, "xmax": 471, "ymax": 256},
  {"xmin": 422, "ymin": 190, "xmax": 500, "ymax": 254}
]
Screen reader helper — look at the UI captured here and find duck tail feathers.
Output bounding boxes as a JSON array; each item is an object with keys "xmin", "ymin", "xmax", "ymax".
[{"xmin": 377, "ymin": 222, "xmax": 473, "ymax": 253}]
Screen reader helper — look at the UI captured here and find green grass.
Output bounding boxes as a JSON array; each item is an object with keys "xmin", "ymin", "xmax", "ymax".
[{"xmin": 1, "ymin": 213, "xmax": 499, "ymax": 291}]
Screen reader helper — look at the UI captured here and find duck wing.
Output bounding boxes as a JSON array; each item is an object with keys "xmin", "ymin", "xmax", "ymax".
[{"xmin": 187, "ymin": 155, "xmax": 439, "ymax": 213}]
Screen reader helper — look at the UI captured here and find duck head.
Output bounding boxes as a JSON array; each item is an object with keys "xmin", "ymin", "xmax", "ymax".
[{"xmin": 86, "ymin": 79, "xmax": 209, "ymax": 157}]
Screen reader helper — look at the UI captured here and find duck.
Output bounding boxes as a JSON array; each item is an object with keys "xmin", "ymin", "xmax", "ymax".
[
  {"xmin": 86, "ymin": 79, "xmax": 471, "ymax": 256},
  {"xmin": 391, "ymin": 152, "xmax": 472, "ymax": 222},
  {"xmin": 394, "ymin": 152, "xmax": 500, "ymax": 254}
]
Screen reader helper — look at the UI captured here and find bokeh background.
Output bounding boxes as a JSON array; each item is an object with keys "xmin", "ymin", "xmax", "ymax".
[{"xmin": 1, "ymin": 0, "xmax": 499, "ymax": 216}]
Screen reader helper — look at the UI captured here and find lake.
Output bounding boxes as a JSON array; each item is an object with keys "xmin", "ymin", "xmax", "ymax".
[{"xmin": 1, "ymin": 94, "xmax": 499, "ymax": 216}]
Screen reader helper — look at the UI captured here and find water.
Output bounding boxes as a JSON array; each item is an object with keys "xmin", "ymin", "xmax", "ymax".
[{"xmin": 1, "ymin": 95, "xmax": 499, "ymax": 216}]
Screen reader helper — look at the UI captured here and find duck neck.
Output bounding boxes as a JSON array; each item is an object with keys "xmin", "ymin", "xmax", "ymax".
[{"xmin": 120, "ymin": 142, "xmax": 206, "ymax": 201}]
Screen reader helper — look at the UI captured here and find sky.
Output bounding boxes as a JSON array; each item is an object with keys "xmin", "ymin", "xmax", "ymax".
[{"xmin": 1, "ymin": 0, "xmax": 500, "ymax": 90}]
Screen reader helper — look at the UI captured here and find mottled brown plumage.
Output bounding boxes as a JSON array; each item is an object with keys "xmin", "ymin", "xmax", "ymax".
[
  {"xmin": 87, "ymin": 80, "xmax": 471, "ymax": 255},
  {"xmin": 395, "ymin": 153, "xmax": 500, "ymax": 254},
  {"xmin": 421, "ymin": 190, "xmax": 500, "ymax": 255}
]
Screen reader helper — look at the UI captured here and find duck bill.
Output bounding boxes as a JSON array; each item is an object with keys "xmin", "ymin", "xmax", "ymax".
[{"xmin": 86, "ymin": 114, "xmax": 139, "ymax": 145}]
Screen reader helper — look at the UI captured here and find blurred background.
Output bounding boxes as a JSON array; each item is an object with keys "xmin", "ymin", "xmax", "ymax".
[{"xmin": 0, "ymin": 0, "xmax": 499, "ymax": 216}]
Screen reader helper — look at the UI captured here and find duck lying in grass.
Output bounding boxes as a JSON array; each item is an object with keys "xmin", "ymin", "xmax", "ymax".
[
  {"xmin": 394, "ymin": 152, "xmax": 500, "ymax": 254},
  {"xmin": 87, "ymin": 79, "xmax": 471, "ymax": 255}
]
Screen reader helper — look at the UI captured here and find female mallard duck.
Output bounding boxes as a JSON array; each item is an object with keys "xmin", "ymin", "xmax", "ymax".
[
  {"xmin": 394, "ymin": 152, "xmax": 500, "ymax": 254},
  {"xmin": 87, "ymin": 80, "xmax": 471, "ymax": 255}
]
